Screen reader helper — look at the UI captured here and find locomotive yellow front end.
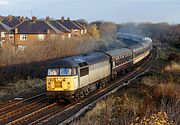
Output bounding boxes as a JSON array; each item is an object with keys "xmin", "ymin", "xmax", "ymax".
[{"xmin": 46, "ymin": 67, "xmax": 79, "ymax": 100}]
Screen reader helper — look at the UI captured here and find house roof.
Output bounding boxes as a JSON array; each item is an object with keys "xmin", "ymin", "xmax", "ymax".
[
  {"xmin": 47, "ymin": 20, "xmax": 70, "ymax": 33},
  {"xmin": 72, "ymin": 21, "xmax": 85, "ymax": 29},
  {"xmin": 57, "ymin": 20, "xmax": 81, "ymax": 30},
  {"xmin": 1, "ymin": 17, "xmax": 22, "ymax": 28},
  {"xmin": 0, "ymin": 22, "xmax": 10, "ymax": 32},
  {"xmin": 0, "ymin": 16, "xmax": 5, "ymax": 21},
  {"xmin": 11, "ymin": 20, "xmax": 59, "ymax": 34},
  {"xmin": 0, "ymin": 23, "xmax": 6, "ymax": 31}
]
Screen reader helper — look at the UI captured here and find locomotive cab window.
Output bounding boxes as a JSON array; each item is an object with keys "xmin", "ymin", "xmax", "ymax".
[
  {"xmin": 48, "ymin": 68, "xmax": 77, "ymax": 76},
  {"xmin": 48, "ymin": 68, "xmax": 59, "ymax": 76},
  {"xmin": 60, "ymin": 68, "xmax": 77, "ymax": 76},
  {"xmin": 60, "ymin": 68, "xmax": 72, "ymax": 75}
]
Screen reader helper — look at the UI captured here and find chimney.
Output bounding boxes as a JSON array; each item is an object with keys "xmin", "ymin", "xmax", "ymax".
[
  {"xmin": 0, "ymin": 16, "xmax": 3, "ymax": 21},
  {"xmin": 47, "ymin": 29, "xmax": 50, "ymax": 34},
  {"xmin": 15, "ymin": 28, "xmax": 18, "ymax": 34},
  {"xmin": 61, "ymin": 16, "xmax": 64, "ymax": 22},
  {"xmin": 8, "ymin": 15, "xmax": 13, "ymax": 21},
  {"xmin": 46, "ymin": 16, "xmax": 50, "ymax": 22},
  {"xmin": 67, "ymin": 17, "xmax": 70, "ymax": 21},
  {"xmin": 32, "ymin": 16, "xmax": 37, "ymax": 23},
  {"xmin": 20, "ymin": 16, "xmax": 25, "ymax": 22}
]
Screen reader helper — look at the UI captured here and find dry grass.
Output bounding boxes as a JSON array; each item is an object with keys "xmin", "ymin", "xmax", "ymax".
[
  {"xmin": 73, "ymin": 72, "xmax": 180, "ymax": 125},
  {"xmin": 0, "ymin": 35, "xmax": 99, "ymax": 67},
  {"xmin": 165, "ymin": 62, "xmax": 180, "ymax": 72},
  {"xmin": 132, "ymin": 112, "xmax": 173, "ymax": 125},
  {"xmin": 0, "ymin": 34, "xmax": 100, "ymax": 83},
  {"xmin": 153, "ymin": 84, "xmax": 180, "ymax": 100},
  {"xmin": 0, "ymin": 78, "xmax": 44, "ymax": 101}
]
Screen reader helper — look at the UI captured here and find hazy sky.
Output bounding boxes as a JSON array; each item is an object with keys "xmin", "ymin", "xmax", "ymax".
[{"xmin": 0, "ymin": 0, "xmax": 180, "ymax": 23}]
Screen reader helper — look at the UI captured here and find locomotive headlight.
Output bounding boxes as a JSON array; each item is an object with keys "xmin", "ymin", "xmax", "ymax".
[
  {"xmin": 48, "ymin": 82, "xmax": 51, "ymax": 87},
  {"xmin": 67, "ymin": 82, "xmax": 71, "ymax": 89}
]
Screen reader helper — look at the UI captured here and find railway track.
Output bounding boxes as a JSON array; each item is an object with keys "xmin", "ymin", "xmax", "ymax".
[
  {"xmin": 0, "ymin": 48, "xmax": 157, "ymax": 125},
  {"xmin": 38, "ymin": 48, "xmax": 158, "ymax": 125},
  {"xmin": 0, "ymin": 93, "xmax": 48, "ymax": 125}
]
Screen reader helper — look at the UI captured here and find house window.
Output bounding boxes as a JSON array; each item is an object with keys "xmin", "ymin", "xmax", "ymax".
[
  {"xmin": 68, "ymin": 33, "xmax": 71, "ymax": 38},
  {"xmin": 20, "ymin": 34, "xmax": 27, "ymax": 41},
  {"xmin": 51, "ymin": 34, "xmax": 56, "ymax": 40},
  {"xmin": 62, "ymin": 35, "xmax": 65, "ymax": 40},
  {"xmin": 37, "ymin": 34, "xmax": 45, "ymax": 41},
  {"xmin": 74, "ymin": 30, "xmax": 78, "ymax": 34},
  {"xmin": 18, "ymin": 45, "xmax": 26, "ymax": 51},
  {"xmin": 0, "ymin": 40, "xmax": 3, "ymax": 47},
  {"xmin": 81, "ymin": 30, "xmax": 84, "ymax": 35},
  {"xmin": 9, "ymin": 34, "xmax": 14, "ymax": 40},
  {"xmin": 84, "ymin": 29, "xmax": 87, "ymax": 34},
  {"xmin": 1, "ymin": 32, "xmax": 5, "ymax": 38}
]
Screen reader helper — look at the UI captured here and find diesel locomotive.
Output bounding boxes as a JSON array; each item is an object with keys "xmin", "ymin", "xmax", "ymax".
[{"xmin": 46, "ymin": 35, "xmax": 152, "ymax": 101}]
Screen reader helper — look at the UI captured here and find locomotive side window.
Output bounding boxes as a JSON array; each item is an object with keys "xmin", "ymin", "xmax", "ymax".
[
  {"xmin": 80, "ymin": 67, "xmax": 89, "ymax": 77},
  {"xmin": 48, "ymin": 68, "xmax": 59, "ymax": 76}
]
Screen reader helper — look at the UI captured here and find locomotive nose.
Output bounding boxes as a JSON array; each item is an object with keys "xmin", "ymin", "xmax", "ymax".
[{"xmin": 46, "ymin": 77, "xmax": 71, "ymax": 91}]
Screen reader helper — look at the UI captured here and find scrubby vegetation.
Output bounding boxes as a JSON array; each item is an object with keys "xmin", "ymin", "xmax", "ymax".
[
  {"xmin": 0, "ymin": 26, "xmax": 101, "ymax": 84},
  {"xmin": 0, "ymin": 78, "xmax": 43, "ymax": 101},
  {"xmin": 73, "ymin": 46, "xmax": 180, "ymax": 125},
  {"xmin": 0, "ymin": 22, "xmax": 120, "ymax": 99},
  {"xmin": 0, "ymin": 21, "xmax": 125, "ymax": 85},
  {"xmin": 0, "ymin": 21, "xmax": 180, "ymax": 124},
  {"xmin": 74, "ymin": 71, "xmax": 179, "ymax": 125}
]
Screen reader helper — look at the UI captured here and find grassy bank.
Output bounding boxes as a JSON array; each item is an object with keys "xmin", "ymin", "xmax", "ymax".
[
  {"xmin": 73, "ymin": 47, "xmax": 180, "ymax": 125},
  {"xmin": 0, "ymin": 78, "xmax": 44, "ymax": 101}
]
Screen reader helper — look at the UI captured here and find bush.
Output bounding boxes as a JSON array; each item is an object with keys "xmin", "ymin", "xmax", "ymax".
[{"xmin": 0, "ymin": 35, "xmax": 99, "ymax": 83}]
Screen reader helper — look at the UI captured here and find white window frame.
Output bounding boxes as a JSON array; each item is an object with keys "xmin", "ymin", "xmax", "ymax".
[
  {"xmin": 68, "ymin": 33, "xmax": 71, "ymax": 38},
  {"xmin": 74, "ymin": 29, "xmax": 78, "ymax": 34},
  {"xmin": 51, "ymin": 34, "xmax": 56, "ymax": 40},
  {"xmin": 20, "ymin": 34, "xmax": 27, "ymax": 41},
  {"xmin": 1, "ymin": 32, "xmax": 5, "ymax": 38},
  {"xmin": 84, "ymin": 29, "xmax": 87, "ymax": 34},
  {"xmin": 0, "ymin": 40, "xmax": 3, "ymax": 47},
  {"xmin": 37, "ymin": 34, "xmax": 45, "ymax": 41},
  {"xmin": 81, "ymin": 30, "xmax": 84, "ymax": 35},
  {"xmin": 62, "ymin": 35, "xmax": 65, "ymax": 40},
  {"xmin": 9, "ymin": 34, "xmax": 14, "ymax": 40},
  {"xmin": 18, "ymin": 45, "xmax": 26, "ymax": 51}
]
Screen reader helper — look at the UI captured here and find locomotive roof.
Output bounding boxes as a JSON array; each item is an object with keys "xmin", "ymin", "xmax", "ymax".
[
  {"xmin": 48, "ymin": 52, "xmax": 109, "ymax": 68},
  {"xmin": 106, "ymin": 48, "xmax": 132, "ymax": 58},
  {"xmin": 128, "ymin": 43, "xmax": 144, "ymax": 52}
]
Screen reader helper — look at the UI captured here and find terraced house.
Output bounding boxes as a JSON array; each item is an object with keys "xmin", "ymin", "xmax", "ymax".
[
  {"xmin": 9, "ymin": 16, "xmax": 64, "ymax": 50},
  {"xmin": 0, "ymin": 16, "xmax": 87, "ymax": 50},
  {"xmin": 45, "ymin": 16, "xmax": 71, "ymax": 39},
  {"xmin": 0, "ymin": 16, "xmax": 28, "ymax": 48},
  {"xmin": 0, "ymin": 22, "xmax": 9, "ymax": 48},
  {"xmin": 57, "ymin": 17, "xmax": 84, "ymax": 36}
]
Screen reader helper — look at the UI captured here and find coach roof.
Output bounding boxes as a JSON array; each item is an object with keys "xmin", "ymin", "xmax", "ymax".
[{"xmin": 106, "ymin": 48, "xmax": 132, "ymax": 57}]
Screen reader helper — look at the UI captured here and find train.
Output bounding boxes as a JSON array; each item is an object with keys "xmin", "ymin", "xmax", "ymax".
[{"xmin": 46, "ymin": 35, "xmax": 153, "ymax": 101}]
